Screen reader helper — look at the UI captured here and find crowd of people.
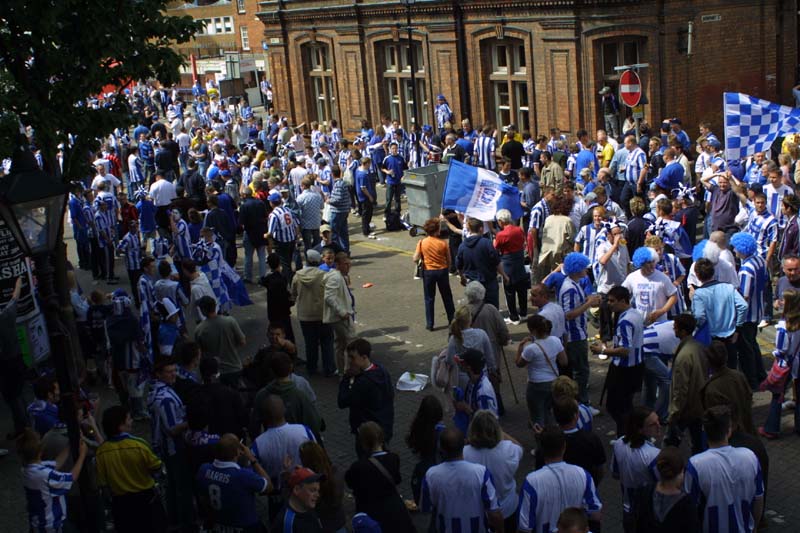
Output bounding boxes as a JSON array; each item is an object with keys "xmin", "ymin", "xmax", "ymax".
[{"xmin": 3, "ymin": 78, "xmax": 800, "ymax": 533}]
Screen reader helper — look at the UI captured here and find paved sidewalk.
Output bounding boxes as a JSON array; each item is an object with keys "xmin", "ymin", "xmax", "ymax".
[{"xmin": 0, "ymin": 219, "xmax": 797, "ymax": 532}]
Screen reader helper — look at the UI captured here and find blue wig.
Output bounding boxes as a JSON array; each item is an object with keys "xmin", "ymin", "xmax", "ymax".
[
  {"xmin": 563, "ymin": 252, "xmax": 591, "ymax": 275},
  {"xmin": 730, "ymin": 232, "xmax": 757, "ymax": 257},
  {"xmin": 632, "ymin": 247, "xmax": 659, "ymax": 269},
  {"xmin": 692, "ymin": 239, "xmax": 708, "ymax": 262}
]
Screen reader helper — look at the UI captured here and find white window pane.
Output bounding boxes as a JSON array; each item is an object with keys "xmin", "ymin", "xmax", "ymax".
[{"xmin": 240, "ymin": 27, "xmax": 249, "ymax": 50}]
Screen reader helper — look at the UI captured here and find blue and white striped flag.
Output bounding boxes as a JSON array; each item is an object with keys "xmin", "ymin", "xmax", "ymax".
[
  {"xmin": 441, "ymin": 159, "xmax": 523, "ymax": 221},
  {"xmin": 724, "ymin": 92, "xmax": 800, "ymax": 160}
]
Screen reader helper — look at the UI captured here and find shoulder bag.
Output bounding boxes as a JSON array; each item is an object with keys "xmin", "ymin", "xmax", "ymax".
[{"xmin": 533, "ymin": 340, "xmax": 559, "ymax": 380}]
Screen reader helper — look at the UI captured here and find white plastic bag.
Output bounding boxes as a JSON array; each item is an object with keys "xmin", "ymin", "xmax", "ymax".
[{"xmin": 396, "ymin": 371, "xmax": 429, "ymax": 392}]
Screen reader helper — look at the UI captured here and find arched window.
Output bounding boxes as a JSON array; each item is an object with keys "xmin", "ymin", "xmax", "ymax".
[
  {"xmin": 483, "ymin": 38, "xmax": 529, "ymax": 133},
  {"xmin": 302, "ymin": 43, "xmax": 337, "ymax": 125},
  {"xmin": 377, "ymin": 40, "xmax": 426, "ymax": 127}
]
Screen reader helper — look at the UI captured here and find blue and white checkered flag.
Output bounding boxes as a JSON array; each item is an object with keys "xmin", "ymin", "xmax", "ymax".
[{"xmin": 724, "ymin": 92, "xmax": 800, "ymax": 160}]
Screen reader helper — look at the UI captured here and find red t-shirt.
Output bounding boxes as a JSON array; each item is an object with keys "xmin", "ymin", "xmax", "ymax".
[{"xmin": 494, "ymin": 224, "xmax": 525, "ymax": 255}]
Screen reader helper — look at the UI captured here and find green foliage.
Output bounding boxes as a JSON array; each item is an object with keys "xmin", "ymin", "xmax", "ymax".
[{"xmin": 0, "ymin": 0, "xmax": 202, "ymax": 179}]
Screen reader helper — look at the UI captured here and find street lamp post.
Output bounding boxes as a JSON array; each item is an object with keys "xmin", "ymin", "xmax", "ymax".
[
  {"xmin": 402, "ymin": 0, "xmax": 419, "ymax": 128},
  {"xmin": 0, "ymin": 142, "xmax": 77, "ymax": 454}
]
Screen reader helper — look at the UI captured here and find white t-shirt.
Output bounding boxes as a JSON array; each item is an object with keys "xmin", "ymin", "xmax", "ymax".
[
  {"xmin": 91, "ymin": 173, "xmax": 121, "ymax": 192},
  {"xmin": 537, "ymin": 302, "xmax": 566, "ymax": 340},
  {"xmin": 521, "ymin": 336, "xmax": 563, "ymax": 383},
  {"xmin": 463, "ymin": 440, "xmax": 523, "ymax": 518},
  {"xmin": 594, "ymin": 240, "xmax": 630, "ymax": 294},
  {"xmin": 251, "ymin": 423, "xmax": 316, "ymax": 488},
  {"xmin": 176, "ymin": 132, "xmax": 192, "ymax": 152},
  {"xmin": 622, "ymin": 269, "xmax": 677, "ymax": 323},
  {"xmin": 149, "ymin": 179, "xmax": 177, "ymax": 207}
]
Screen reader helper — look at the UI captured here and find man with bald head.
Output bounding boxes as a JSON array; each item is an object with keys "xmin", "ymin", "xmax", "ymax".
[
  {"xmin": 250, "ymin": 395, "xmax": 316, "ymax": 490},
  {"xmin": 196, "ymin": 433, "xmax": 270, "ymax": 532}
]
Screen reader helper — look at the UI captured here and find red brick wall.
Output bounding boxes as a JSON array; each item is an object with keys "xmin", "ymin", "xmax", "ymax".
[{"xmin": 254, "ymin": 0, "xmax": 798, "ymax": 140}]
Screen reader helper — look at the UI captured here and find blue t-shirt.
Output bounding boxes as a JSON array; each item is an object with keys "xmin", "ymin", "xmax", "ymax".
[
  {"xmin": 574, "ymin": 149, "xmax": 599, "ymax": 179},
  {"xmin": 136, "ymin": 199, "xmax": 156, "ymax": 233},
  {"xmin": 196, "ymin": 460, "xmax": 268, "ymax": 528},
  {"xmin": 382, "ymin": 154, "xmax": 406, "ymax": 185},
  {"xmin": 354, "ymin": 168, "xmax": 374, "ymax": 203}
]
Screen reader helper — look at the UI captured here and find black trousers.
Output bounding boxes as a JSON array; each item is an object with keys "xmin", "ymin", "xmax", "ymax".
[
  {"xmin": 605, "ymin": 363, "xmax": 644, "ymax": 437},
  {"xmin": 361, "ymin": 200, "xmax": 374, "ymax": 236},
  {"xmin": 111, "ymin": 488, "xmax": 167, "ymax": 533}
]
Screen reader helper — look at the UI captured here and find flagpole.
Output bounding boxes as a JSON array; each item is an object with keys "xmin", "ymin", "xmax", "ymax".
[{"xmin": 722, "ymin": 92, "xmax": 729, "ymax": 162}]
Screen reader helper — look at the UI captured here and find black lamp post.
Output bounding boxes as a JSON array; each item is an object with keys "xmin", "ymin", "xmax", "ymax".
[
  {"xmin": 402, "ymin": 0, "xmax": 419, "ymax": 128},
  {"xmin": 0, "ymin": 142, "xmax": 78, "ymax": 456}
]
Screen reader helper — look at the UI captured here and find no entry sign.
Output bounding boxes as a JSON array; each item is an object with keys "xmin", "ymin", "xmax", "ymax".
[{"xmin": 619, "ymin": 70, "xmax": 642, "ymax": 107}]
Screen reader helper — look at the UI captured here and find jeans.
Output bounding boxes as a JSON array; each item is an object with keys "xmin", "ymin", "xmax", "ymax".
[
  {"xmin": 565, "ymin": 339, "xmax": 590, "ymax": 404},
  {"xmin": 503, "ymin": 278, "xmax": 529, "ymax": 321},
  {"xmin": 385, "ymin": 183, "xmax": 401, "ymax": 214},
  {"xmin": 483, "ymin": 278, "xmax": 500, "ymax": 310},
  {"xmin": 422, "ymin": 268, "xmax": 455, "ymax": 329},
  {"xmin": 643, "ymin": 355, "xmax": 671, "ymax": 421},
  {"xmin": 604, "ymin": 113, "xmax": 618, "ymax": 138},
  {"xmin": 714, "ymin": 335, "xmax": 739, "ymax": 369},
  {"xmin": 329, "ymin": 210, "xmax": 350, "ymax": 253},
  {"xmin": 243, "ymin": 232, "xmax": 267, "ymax": 281},
  {"xmin": 737, "ymin": 322, "xmax": 766, "ymax": 388},
  {"xmin": 619, "ymin": 181, "xmax": 636, "ymax": 219},
  {"xmin": 526, "ymin": 380, "xmax": 554, "ymax": 427},
  {"xmin": 299, "ymin": 321, "xmax": 336, "ymax": 375},
  {"xmin": 764, "ymin": 380, "xmax": 800, "ymax": 434},
  {"xmin": 301, "ymin": 229, "xmax": 321, "ymax": 258}
]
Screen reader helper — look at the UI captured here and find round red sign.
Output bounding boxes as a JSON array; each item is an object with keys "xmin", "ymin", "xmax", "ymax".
[{"xmin": 619, "ymin": 70, "xmax": 642, "ymax": 107}]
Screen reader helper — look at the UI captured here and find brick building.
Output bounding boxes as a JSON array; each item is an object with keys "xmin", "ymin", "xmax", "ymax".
[
  {"xmin": 167, "ymin": 0, "xmax": 269, "ymax": 99},
  {"xmin": 256, "ymin": 0, "xmax": 798, "ymax": 139}
]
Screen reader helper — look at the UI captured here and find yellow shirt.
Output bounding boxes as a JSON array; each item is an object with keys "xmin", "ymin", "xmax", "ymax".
[
  {"xmin": 782, "ymin": 133, "xmax": 799, "ymax": 153},
  {"xmin": 96, "ymin": 434, "xmax": 162, "ymax": 496},
  {"xmin": 601, "ymin": 143, "xmax": 615, "ymax": 166}
]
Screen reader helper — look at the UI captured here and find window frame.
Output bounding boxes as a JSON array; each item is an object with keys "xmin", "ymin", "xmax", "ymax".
[
  {"xmin": 486, "ymin": 39, "xmax": 530, "ymax": 134},
  {"xmin": 240, "ymin": 26, "xmax": 250, "ymax": 51},
  {"xmin": 378, "ymin": 41, "xmax": 427, "ymax": 127},
  {"xmin": 303, "ymin": 43, "xmax": 337, "ymax": 125}
]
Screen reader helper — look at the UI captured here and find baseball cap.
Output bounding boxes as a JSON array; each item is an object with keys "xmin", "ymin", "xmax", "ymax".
[
  {"xmin": 288, "ymin": 467, "xmax": 325, "ymax": 488},
  {"xmin": 306, "ymin": 249, "xmax": 322, "ymax": 265},
  {"xmin": 707, "ymin": 138, "xmax": 721, "ymax": 150},
  {"xmin": 320, "ymin": 224, "xmax": 331, "ymax": 234},
  {"xmin": 267, "ymin": 192, "xmax": 281, "ymax": 202},
  {"xmin": 454, "ymin": 348, "xmax": 484, "ymax": 368},
  {"xmin": 747, "ymin": 182, "xmax": 763, "ymax": 194}
]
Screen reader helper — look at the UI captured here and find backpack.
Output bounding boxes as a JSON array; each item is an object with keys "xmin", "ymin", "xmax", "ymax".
[
  {"xmin": 384, "ymin": 210, "xmax": 405, "ymax": 231},
  {"xmin": 431, "ymin": 348, "xmax": 458, "ymax": 390}
]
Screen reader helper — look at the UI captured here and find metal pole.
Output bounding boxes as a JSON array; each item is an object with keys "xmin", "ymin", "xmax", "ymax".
[
  {"xmin": 34, "ymin": 250, "xmax": 96, "ymax": 532},
  {"xmin": 407, "ymin": 6, "xmax": 419, "ymax": 128}
]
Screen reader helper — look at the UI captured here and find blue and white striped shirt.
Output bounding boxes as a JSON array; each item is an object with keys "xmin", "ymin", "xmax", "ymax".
[
  {"xmin": 559, "ymin": 277, "xmax": 588, "ymax": 342},
  {"xmin": 685, "ymin": 446, "xmax": 764, "ymax": 533},
  {"xmin": 268, "ymin": 205, "xmax": 298, "ymax": 243},
  {"xmin": 475, "ymin": 135, "xmax": 497, "ymax": 170},
  {"xmin": 746, "ymin": 210, "xmax": 778, "ymax": 258},
  {"xmin": 575, "ymin": 223, "xmax": 604, "ymax": 262},
  {"xmin": 613, "ymin": 308, "xmax": 644, "ymax": 367},
  {"xmin": 466, "ymin": 373, "xmax": 499, "ymax": 418},
  {"xmin": 642, "ymin": 320, "xmax": 680, "ymax": 359},
  {"xmin": 765, "ymin": 183, "xmax": 794, "ymax": 228},
  {"xmin": 529, "ymin": 200, "xmax": 550, "ymax": 233},
  {"xmin": 22, "ymin": 461, "xmax": 74, "ymax": 531},
  {"xmin": 739, "ymin": 254, "xmax": 767, "ymax": 324},
  {"xmin": 173, "ymin": 219, "xmax": 193, "ymax": 260},
  {"xmin": 147, "ymin": 379, "xmax": 185, "ymax": 457},
  {"xmin": 625, "ymin": 147, "xmax": 647, "ymax": 185},
  {"xmin": 93, "ymin": 210, "xmax": 113, "ymax": 247},
  {"xmin": 421, "ymin": 460, "xmax": 500, "ymax": 533},
  {"xmin": 611, "ymin": 439, "xmax": 659, "ymax": 513},
  {"xmin": 116, "ymin": 231, "xmax": 142, "ymax": 271},
  {"xmin": 517, "ymin": 461, "xmax": 602, "ymax": 533}
]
